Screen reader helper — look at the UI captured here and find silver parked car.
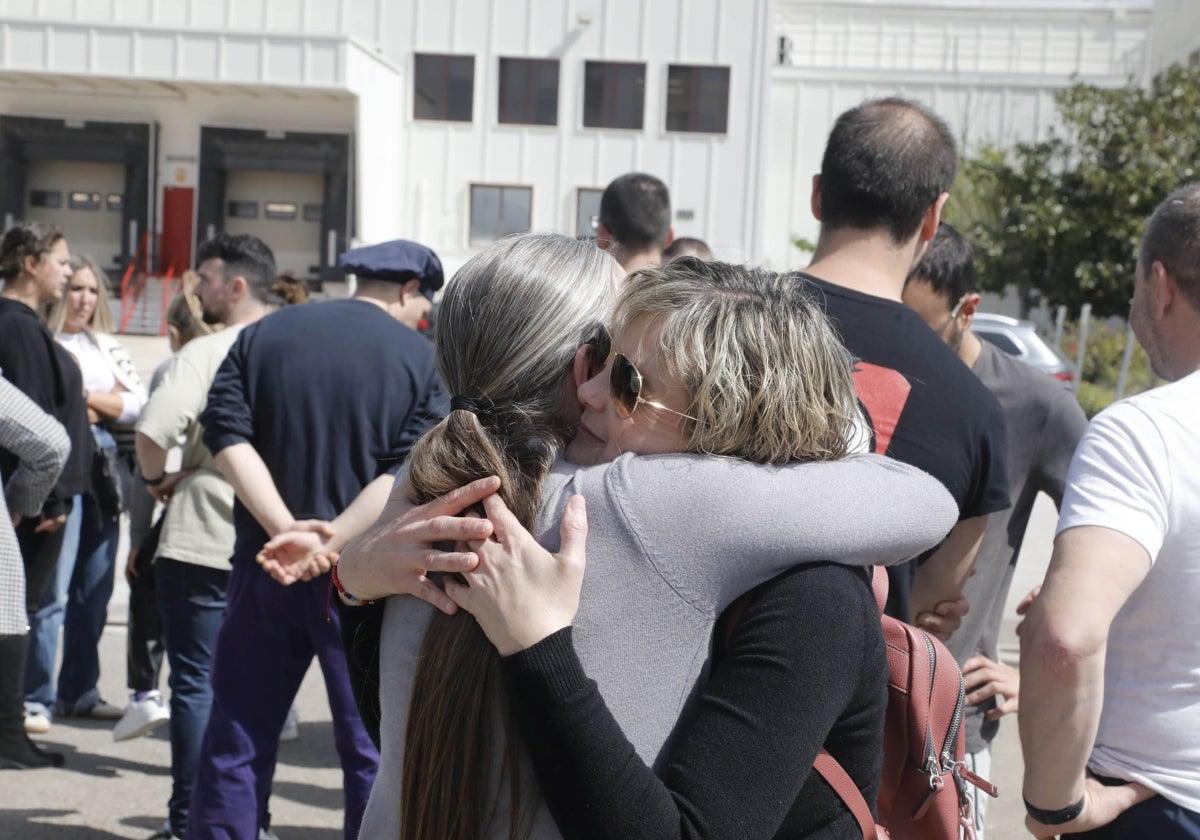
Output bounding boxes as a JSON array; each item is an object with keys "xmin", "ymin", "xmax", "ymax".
[{"xmin": 972, "ymin": 313, "xmax": 1074, "ymax": 382}]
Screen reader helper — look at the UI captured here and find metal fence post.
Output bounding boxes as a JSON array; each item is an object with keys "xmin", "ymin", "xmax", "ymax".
[
  {"xmin": 1073, "ymin": 304, "xmax": 1092, "ymax": 392},
  {"xmin": 1053, "ymin": 305, "xmax": 1067, "ymax": 351},
  {"xmin": 1115, "ymin": 320, "xmax": 1136, "ymax": 401}
]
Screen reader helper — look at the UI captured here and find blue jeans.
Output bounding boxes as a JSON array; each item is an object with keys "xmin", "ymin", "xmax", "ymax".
[
  {"xmin": 156, "ymin": 557, "xmax": 229, "ymax": 839},
  {"xmin": 56, "ymin": 486, "xmax": 120, "ymax": 714},
  {"xmin": 24, "ymin": 494, "xmax": 83, "ymax": 716}
]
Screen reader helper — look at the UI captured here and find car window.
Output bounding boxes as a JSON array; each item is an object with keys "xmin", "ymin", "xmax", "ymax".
[{"xmin": 976, "ymin": 329, "xmax": 1024, "ymax": 356}]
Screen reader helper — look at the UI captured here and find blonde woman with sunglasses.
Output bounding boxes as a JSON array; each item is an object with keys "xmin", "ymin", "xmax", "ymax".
[{"xmin": 300, "ymin": 243, "xmax": 957, "ymax": 840}]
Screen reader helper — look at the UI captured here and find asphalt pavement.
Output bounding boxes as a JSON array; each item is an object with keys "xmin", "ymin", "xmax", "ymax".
[{"xmin": 0, "ymin": 335, "xmax": 1058, "ymax": 839}]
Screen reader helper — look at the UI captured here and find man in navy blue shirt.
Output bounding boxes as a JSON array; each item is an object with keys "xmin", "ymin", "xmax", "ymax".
[{"xmin": 189, "ymin": 239, "xmax": 448, "ymax": 840}]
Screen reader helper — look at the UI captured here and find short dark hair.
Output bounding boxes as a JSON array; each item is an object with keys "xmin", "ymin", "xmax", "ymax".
[
  {"xmin": 1140, "ymin": 182, "xmax": 1200, "ymax": 310},
  {"xmin": 906, "ymin": 222, "xmax": 975, "ymax": 306},
  {"xmin": 663, "ymin": 236, "xmax": 714, "ymax": 263},
  {"xmin": 195, "ymin": 233, "xmax": 276, "ymax": 303},
  {"xmin": 0, "ymin": 220, "xmax": 64, "ymax": 282},
  {"xmin": 819, "ymin": 97, "xmax": 958, "ymax": 244},
  {"xmin": 599, "ymin": 173, "xmax": 672, "ymax": 250}
]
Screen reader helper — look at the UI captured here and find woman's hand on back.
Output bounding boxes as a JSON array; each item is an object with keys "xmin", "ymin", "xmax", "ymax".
[
  {"xmin": 446, "ymin": 493, "xmax": 588, "ymax": 657},
  {"xmin": 332, "ymin": 476, "xmax": 500, "ymax": 614}
]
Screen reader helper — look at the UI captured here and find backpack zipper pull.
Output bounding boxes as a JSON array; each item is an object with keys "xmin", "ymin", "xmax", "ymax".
[
  {"xmin": 912, "ymin": 773, "xmax": 945, "ymax": 820},
  {"xmin": 953, "ymin": 761, "xmax": 998, "ymax": 798}
]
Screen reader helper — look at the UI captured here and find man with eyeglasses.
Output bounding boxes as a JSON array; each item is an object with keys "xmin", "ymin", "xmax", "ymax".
[
  {"xmin": 795, "ymin": 97, "xmax": 1011, "ymax": 629},
  {"xmin": 902, "ymin": 222, "xmax": 1087, "ymax": 839}
]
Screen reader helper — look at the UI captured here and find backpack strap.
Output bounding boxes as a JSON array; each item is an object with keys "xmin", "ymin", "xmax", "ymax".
[
  {"xmin": 814, "ymin": 749, "xmax": 879, "ymax": 840},
  {"xmin": 871, "ymin": 565, "xmax": 888, "ymax": 614}
]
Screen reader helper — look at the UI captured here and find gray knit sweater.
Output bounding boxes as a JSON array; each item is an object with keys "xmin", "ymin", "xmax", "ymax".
[{"xmin": 359, "ymin": 452, "xmax": 957, "ymax": 839}]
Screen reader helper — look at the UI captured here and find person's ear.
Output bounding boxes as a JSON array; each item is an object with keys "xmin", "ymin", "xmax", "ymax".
[
  {"xmin": 229, "ymin": 274, "xmax": 248, "ymax": 301},
  {"xmin": 167, "ymin": 325, "xmax": 183, "ymax": 353},
  {"xmin": 595, "ymin": 222, "xmax": 615, "ymax": 251},
  {"xmin": 22, "ymin": 254, "xmax": 39, "ymax": 277},
  {"xmin": 810, "ymin": 174, "xmax": 823, "ymax": 221},
  {"xmin": 960, "ymin": 292, "xmax": 982, "ymax": 329},
  {"xmin": 1152, "ymin": 261, "xmax": 1176, "ymax": 319},
  {"xmin": 400, "ymin": 278, "xmax": 422, "ymax": 303},
  {"xmin": 661, "ymin": 226, "xmax": 675, "ymax": 251},
  {"xmin": 572, "ymin": 344, "xmax": 593, "ymax": 389},
  {"xmin": 920, "ymin": 193, "xmax": 951, "ymax": 244}
]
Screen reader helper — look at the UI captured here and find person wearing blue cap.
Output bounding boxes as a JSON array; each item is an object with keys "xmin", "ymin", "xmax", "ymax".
[{"xmin": 185, "ymin": 239, "xmax": 448, "ymax": 840}]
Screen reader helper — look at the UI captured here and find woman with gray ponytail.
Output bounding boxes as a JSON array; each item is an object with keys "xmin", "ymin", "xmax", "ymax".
[{"xmin": 343, "ymin": 243, "xmax": 958, "ymax": 839}]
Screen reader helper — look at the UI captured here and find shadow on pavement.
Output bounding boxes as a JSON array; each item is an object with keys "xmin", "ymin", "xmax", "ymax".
[
  {"xmin": 0, "ymin": 810, "xmax": 130, "ymax": 839},
  {"xmin": 264, "ymin": 827, "xmax": 341, "ymax": 840},
  {"xmin": 37, "ymin": 742, "xmax": 171, "ymax": 779},
  {"xmin": 270, "ymin": 779, "xmax": 345, "ymax": 812},
  {"xmin": 274, "ymin": 721, "xmax": 340, "ymax": 770}
]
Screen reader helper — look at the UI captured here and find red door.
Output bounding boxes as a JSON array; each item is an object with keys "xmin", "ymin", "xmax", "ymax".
[{"xmin": 159, "ymin": 186, "xmax": 194, "ymax": 276}]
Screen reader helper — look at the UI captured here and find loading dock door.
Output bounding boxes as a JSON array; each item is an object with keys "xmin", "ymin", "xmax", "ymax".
[
  {"xmin": 26, "ymin": 160, "xmax": 126, "ymax": 274},
  {"xmin": 223, "ymin": 171, "xmax": 323, "ymax": 278},
  {"xmin": 196, "ymin": 127, "xmax": 350, "ymax": 287}
]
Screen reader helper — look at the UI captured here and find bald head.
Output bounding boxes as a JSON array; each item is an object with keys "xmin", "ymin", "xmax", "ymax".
[{"xmin": 819, "ymin": 97, "xmax": 957, "ymax": 244}]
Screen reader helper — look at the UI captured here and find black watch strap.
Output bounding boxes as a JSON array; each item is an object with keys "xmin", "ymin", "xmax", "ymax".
[
  {"xmin": 142, "ymin": 473, "xmax": 166, "ymax": 487},
  {"xmin": 1024, "ymin": 796, "xmax": 1085, "ymax": 825}
]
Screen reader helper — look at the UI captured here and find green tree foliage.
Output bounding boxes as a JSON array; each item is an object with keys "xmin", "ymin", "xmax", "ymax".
[{"xmin": 948, "ymin": 63, "xmax": 1200, "ymax": 317}]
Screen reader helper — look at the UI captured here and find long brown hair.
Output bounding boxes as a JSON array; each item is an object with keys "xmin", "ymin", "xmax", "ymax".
[{"xmin": 400, "ymin": 233, "xmax": 617, "ymax": 840}]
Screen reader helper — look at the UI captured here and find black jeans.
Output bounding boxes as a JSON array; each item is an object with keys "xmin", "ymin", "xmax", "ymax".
[{"xmin": 126, "ymin": 544, "xmax": 164, "ymax": 694}]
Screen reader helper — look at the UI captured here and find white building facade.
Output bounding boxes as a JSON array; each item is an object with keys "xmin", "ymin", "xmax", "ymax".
[
  {"xmin": 0, "ymin": 0, "xmax": 1174, "ymax": 296},
  {"xmin": 764, "ymin": 0, "xmax": 1153, "ymax": 270},
  {"xmin": 0, "ymin": 0, "xmax": 773, "ymax": 285}
]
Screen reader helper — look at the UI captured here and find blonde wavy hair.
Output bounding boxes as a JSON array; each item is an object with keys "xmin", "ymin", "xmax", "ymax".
[
  {"xmin": 614, "ymin": 257, "xmax": 860, "ymax": 464},
  {"xmin": 42, "ymin": 254, "xmax": 115, "ymax": 334}
]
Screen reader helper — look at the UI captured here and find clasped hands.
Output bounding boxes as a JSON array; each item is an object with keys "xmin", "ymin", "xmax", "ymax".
[{"xmin": 255, "ymin": 474, "xmax": 589, "ymax": 657}]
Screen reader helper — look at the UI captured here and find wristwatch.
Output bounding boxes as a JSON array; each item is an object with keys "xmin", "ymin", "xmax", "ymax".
[{"xmin": 141, "ymin": 473, "xmax": 166, "ymax": 487}]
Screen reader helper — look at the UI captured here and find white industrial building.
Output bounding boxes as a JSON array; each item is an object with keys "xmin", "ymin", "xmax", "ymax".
[{"xmin": 0, "ymin": 0, "xmax": 1190, "ymax": 314}]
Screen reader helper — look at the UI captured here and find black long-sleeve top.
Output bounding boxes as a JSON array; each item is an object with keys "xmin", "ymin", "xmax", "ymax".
[
  {"xmin": 200, "ymin": 298, "xmax": 448, "ymax": 563},
  {"xmin": 500, "ymin": 563, "xmax": 888, "ymax": 840},
  {"xmin": 0, "ymin": 297, "xmax": 92, "ymax": 518}
]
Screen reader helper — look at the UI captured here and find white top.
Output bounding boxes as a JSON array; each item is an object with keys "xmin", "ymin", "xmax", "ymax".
[
  {"xmin": 55, "ymin": 329, "xmax": 146, "ymax": 424},
  {"xmin": 1056, "ymin": 369, "xmax": 1200, "ymax": 812}
]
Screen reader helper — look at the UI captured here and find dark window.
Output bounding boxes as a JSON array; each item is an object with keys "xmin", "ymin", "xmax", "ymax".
[
  {"xmin": 583, "ymin": 61, "xmax": 645, "ymax": 130},
  {"xmin": 575, "ymin": 188, "xmax": 603, "ymax": 238},
  {"xmin": 498, "ymin": 58, "xmax": 559, "ymax": 126},
  {"xmin": 414, "ymin": 53, "xmax": 475, "ymax": 122},
  {"xmin": 303, "ymin": 203, "xmax": 323, "ymax": 222},
  {"xmin": 469, "ymin": 185, "xmax": 532, "ymax": 246},
  {"xmin": 976, "ymin": 329, "xmax": 1023, "ymax": 357},
  {"xmin": 666, "ymin": 65, "xmax": 730, "ymax": 134},
  {"xmin": 228, "ymin": 200, "xmax": 258, "ymax": 219},
  {"xmin": 106, "ymin": 193, "xmax": 123, "ymax": 211},
  {"xmin": 30, "ymin": 190, "xmax": 62, "ymax": 208}
]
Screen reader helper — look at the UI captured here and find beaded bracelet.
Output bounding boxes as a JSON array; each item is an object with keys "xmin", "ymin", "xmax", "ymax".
[{"xmin": 331, "ymin": 562, "xmax": 376, "ymax": 607}]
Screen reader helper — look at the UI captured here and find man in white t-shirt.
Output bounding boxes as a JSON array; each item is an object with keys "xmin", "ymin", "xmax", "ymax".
[{"xmin": 1019, "ymin": 183, "xmax": 1200, "ymax": 839}]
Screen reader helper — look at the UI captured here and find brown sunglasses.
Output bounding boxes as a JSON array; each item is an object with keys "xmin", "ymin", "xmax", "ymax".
[{"xmin": 584, "ymin": 326, "xmax": 697, "ymax": 421}]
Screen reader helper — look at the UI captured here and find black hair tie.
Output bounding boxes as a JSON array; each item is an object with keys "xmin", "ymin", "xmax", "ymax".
[{"xmin": 450, "ymin": 395, "xmax": 483, "ymax": 414}]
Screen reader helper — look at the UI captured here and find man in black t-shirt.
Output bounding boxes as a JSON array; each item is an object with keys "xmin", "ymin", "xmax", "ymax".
[{"xmin": 796, "ymin": 97, "xmax": 1010, "ymax": 623}]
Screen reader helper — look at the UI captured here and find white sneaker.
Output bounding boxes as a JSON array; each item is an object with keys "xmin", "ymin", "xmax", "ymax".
[
  {"xmin": 279, "ymin": 705, "xmax": 299, "ymax": 742},
  {"xmin": 259, "ymin": 829, "xmax": 281, "ymax": 840},
  {"xmin": 24, "ymin": 711, "xmax": 51, "ymax": 734},
  {"xmin": 113, "ymin": 691, "xmax": 170, "ymax": 742}
]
